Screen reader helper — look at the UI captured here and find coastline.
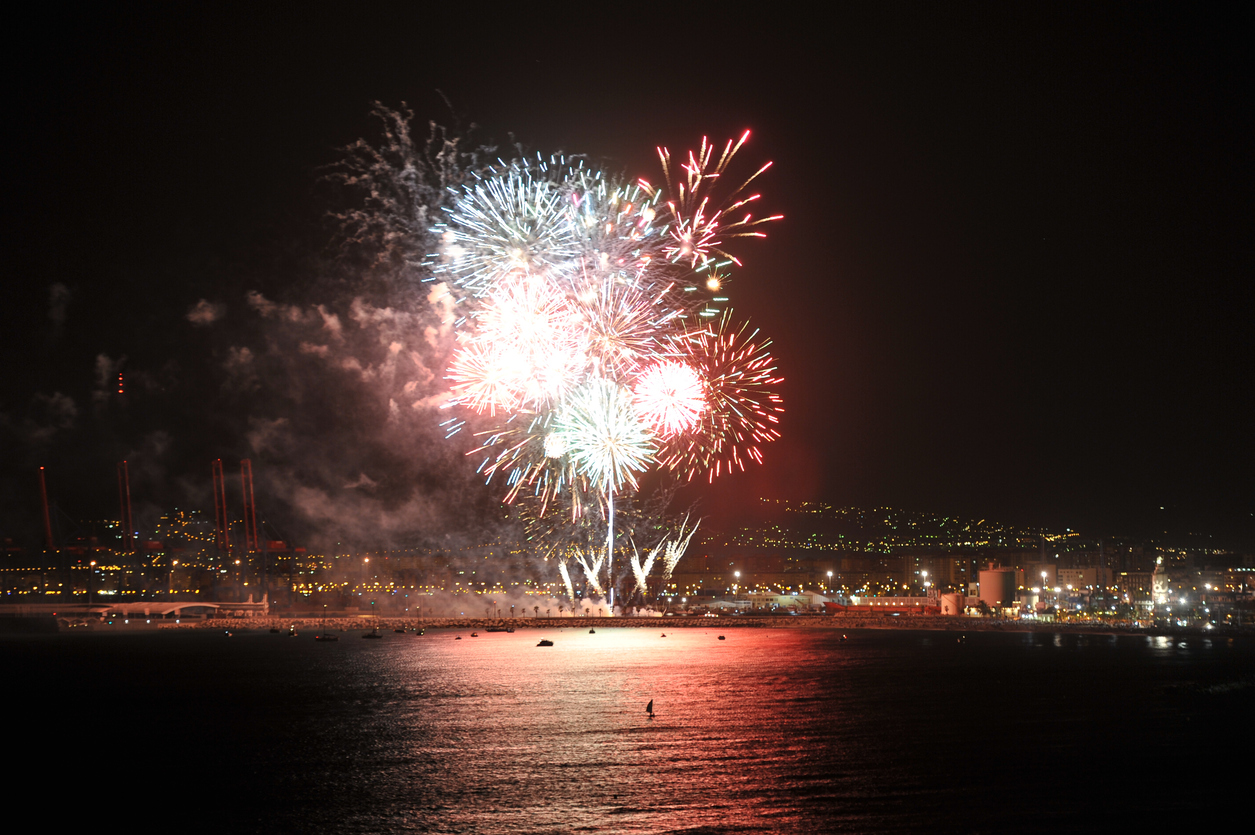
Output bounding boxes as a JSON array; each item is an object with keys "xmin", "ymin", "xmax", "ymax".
[{"xmin": 41, "ymin": 613, "xmax": 1247, "ymax": 639}]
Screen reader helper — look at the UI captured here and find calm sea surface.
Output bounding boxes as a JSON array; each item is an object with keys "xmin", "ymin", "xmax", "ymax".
[{"xmin": 8, "ymin": 626, "xmax": 1254, "ymax": 833}]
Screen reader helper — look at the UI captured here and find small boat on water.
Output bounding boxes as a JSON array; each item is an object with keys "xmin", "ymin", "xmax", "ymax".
[
  {"xmin": 315, "ymin": 630, "xmax": 338, "ymax": 642},
  {"xmin": 646, "ymin": 699, "xmax": 654, "ymax": 718},
  {"xmin": 537, "ymin": 639, "xmax": 554, "ymax": 647},
  {"xmin": 363, "ymin": 628, "xmax": 382, "ymax": 639},
  {"xmin": 394, "ymin": 628, "xmax": 406, "ymax": 633},
  {"xmin": 589, "ymin": 628, "xmax": 596, "ymax": 634},
  {"xmin": 470, "ymin": 632, "xmax": 479, "ymax": 637},
  {"xmin": 485, "ymin": 626, "xmax": 514, "ymax": 633},
  {"xmin": 718, "ymin": 635, "xmax": 726, "ymax": 640}
]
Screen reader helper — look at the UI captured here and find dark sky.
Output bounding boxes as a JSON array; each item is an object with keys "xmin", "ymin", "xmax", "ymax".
[{"xmin": 3, "ymin": 3, "xmax": 1252, "ymax": 546}]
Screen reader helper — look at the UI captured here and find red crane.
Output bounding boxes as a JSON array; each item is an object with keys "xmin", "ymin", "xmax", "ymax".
[
  {"xmin": 212, "ymin": 459, "xmax": 230, "ymax": 554},
  {"xmin": 241, "ymin": 459, "xmax": 259, "ymax": 554},
  {"xmin": 117, "ymin": 460, "xmax": 135, "ymax": 556},
  {"xmin": 38, "ymin": 466, "xmax": 54, "ymax": 553}
]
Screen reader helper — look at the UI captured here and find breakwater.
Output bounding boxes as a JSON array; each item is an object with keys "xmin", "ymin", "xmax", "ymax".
[{"xmin": 175, "ymin": 614, "xmax": 1250, "ymax": 638}]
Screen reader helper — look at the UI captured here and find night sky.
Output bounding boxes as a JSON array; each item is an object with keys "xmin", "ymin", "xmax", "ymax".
[{"xmin": 3, "ymin": 4, "xmax": 1252, "ymax": 547}]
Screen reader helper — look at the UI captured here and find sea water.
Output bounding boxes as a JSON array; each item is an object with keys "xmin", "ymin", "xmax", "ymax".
[{"xmin": 7, "ymin": 626, "xmax": 1253, "ymax": 833}]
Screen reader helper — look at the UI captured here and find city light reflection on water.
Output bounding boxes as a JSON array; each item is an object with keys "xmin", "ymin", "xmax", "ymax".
[{"xmin": 6, "ymin": 626, "xmax": 1254, "ymax": 833}]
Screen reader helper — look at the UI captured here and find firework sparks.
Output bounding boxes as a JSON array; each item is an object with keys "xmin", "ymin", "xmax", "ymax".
[
  {"xmin": 657, "ymin": 312, "xmax": 784, "ymax": 481},
  {"xmin": 447, "ymin": 272, "xmax": 587, "ymax": 413},
  {"xmin": 574, "ymin": 547, "xmax": 606, "ymax": 596},
  {"xmin": 629, "ymin": 540, "xmax": 662, "ymax": 601},
  {"xmin": 433, "ymin": 159, "xmax": 580, "ymax": 299},
  {"xmin": 433, "ymin": 133, "xmax": 783, "ymax": 601},
  {"xmin": 640, "ymin": 131, "xmax": 783, "ymax": 269},
  {"xmin": 550, "ymin": 377, "xmax": 654, "ymax": 494},
  {"xmin": 658, "ymin": 516, "xmax": 700, "ymax": 592},
  {"xmin": 633, "ymin": 360, "xmax": 706, "ymax": 437},
  {"xmin": 557, "ymin": 559, "xmax": 576, "ymax": 605}
]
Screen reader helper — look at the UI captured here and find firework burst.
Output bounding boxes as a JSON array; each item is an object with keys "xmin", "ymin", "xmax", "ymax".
[
  {"xmin": 447, "ymin": 272, "xmax": 587, "ymax": 413},
  {"xmin": 656, "ymin": 311, "xmax": 784, "ymax": 481},
  {"xmin": 433, "ymin": 158, "xmax": 578, "ymax": 300},
  {"xmin": 431, "ymin": 132, "xmax": 783, "ymax": 602},
  {"xmin": 573, "ymin": 275, "xmax": 677, "ymax": 379},
  {"xmin": 640, "ymin": 131, "xmax": 783, "ymax": 269},
  {"xmin": 550, "ymin": 377, "xmax": 654, "ymax": 493},
  {"xmin": 633, "ymin": 360, "xmax": 706, "ymax": 437}
]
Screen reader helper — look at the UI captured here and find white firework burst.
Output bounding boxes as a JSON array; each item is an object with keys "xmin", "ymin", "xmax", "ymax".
[{"xmin": 550, "ymin": 377, "xmax": 655, "ymax": 492}]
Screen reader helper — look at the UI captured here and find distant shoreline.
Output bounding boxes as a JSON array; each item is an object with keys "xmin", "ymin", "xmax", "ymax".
[{"xmin": 9, "ymin": 612, "xmax": 1246, "ymax": 639}]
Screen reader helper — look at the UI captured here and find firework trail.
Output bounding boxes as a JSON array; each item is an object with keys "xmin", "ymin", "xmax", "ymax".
[
  {"xmin": 658, "ymin": 516, "xmax": 700, "ymax": 592},
  {"xmin": 557, "ymin": 559, "xmax": 576, "ymax": 606},
  {"xmin": 574, "ymin": 548, "xmax": 606, "ymax": 597},
  {"xmin": 629, "ymin": 540, "xmax": 662, "ymax": 601}
]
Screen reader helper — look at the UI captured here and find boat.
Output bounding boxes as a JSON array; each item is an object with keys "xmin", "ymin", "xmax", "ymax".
[
  {"xmin": 589, "ymin": 628, "xmax": 596, "ymax": 634},
  {"xmin": 646, "ymin": 699, "xmax": 654, "ymax": 718},
  {"xmin": 363, "ymin": 628, "xmax": 382, "ymax": 639},
  {"xmin": 537, "ymin": 639, "xmax": 554, "ymax": 647},
  {"xmin": 470, "ymin": 632, "xmax": 479, "ymax": 637},
  {"xmin": 315, "ymin": 630, "xmax": 338, "ymax": 642},
  {"xmin": 718, "ymin": 635, "xmax": 726, "ymax": 640},
  {"xmin": 269, "ymin": 626, "xmax": 280, "ymax": 634},
  {"xmin": 485, "ymin": 626, "xmax": 516, "ymax": 633},
  {"xmin": 394, "ymin": 628, "xmax": 406, "ymax": 633}
]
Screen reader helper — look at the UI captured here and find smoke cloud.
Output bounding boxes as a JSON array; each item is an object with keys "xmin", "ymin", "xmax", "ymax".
[
  {"xmin": 48, "ymin": 282, "xmax": 71, "ymax": 335},
  {"xmin": 187, "ymin": 299, "xmax": 226, "ymax": 326}
]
